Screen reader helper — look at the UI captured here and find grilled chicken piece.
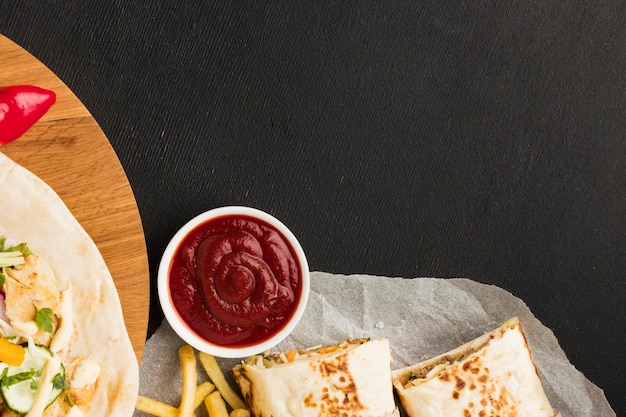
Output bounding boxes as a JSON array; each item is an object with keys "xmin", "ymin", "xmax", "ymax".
[{"xmin": 3, "ymin": 254, "xmax": 60, "ymax": 344}]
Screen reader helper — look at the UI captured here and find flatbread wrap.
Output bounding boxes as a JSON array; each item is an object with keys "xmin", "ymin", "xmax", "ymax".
[
  {"xmin": 232, "ymin": 338, "xmax": 399, "ymax": 417},
  {"xmin": 392, "ymin": 317, "xmax": 557, "ymax": 417},
  {"xmin": 0, "ymin": 152, "xmax": 138, "ymax": 416}
]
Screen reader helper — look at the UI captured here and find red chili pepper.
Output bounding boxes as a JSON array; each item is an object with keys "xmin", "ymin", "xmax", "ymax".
[{"xmin": 0, "ymin": 85, "xmax": 56, "ymax": 145}]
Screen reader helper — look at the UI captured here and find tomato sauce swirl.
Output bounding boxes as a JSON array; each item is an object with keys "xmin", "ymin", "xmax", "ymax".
[{"xmin": 169, "ymin": 214, "xmax": 302, "ymax": 346}]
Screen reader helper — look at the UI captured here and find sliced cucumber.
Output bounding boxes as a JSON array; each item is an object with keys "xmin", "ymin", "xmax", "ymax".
[{"xmin": 0, "ymin": 344, "xmax": 66, "ymax": 414}]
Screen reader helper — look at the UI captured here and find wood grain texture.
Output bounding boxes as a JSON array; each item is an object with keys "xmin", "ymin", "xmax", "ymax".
[{"xmin": 0, "ymin": 34, "xmax": 149, "ymax": 362}]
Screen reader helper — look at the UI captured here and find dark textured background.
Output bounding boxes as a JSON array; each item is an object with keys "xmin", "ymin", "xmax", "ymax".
[{"xmin": 1, "ymin": 2, "xmax": 624, "ymax": 414}]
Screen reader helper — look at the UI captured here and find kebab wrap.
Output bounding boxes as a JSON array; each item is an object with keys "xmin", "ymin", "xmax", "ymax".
[
  {"xmin": 232, "ymin": 338, "xmax": 399, "ymax": 417},
  {"xmin": 0, "ymin": 152, "xmax": 138, "ymax": 416},
  {"xmin": 392, "ymin": 317, "xmax": 557, "ymax": 417}
]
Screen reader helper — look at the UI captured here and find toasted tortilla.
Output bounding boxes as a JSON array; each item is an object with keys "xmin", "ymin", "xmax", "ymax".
[
  {"xmin": 0, "ymin": 152, "xmax": 138, "ymax": 416},
  {"xmin": 392, "ymin": 317, "xmax": 556, "ymax": 417},
  {"xmin": 232, "ymin": 338, "xmax": 398, "ymax": 417}
]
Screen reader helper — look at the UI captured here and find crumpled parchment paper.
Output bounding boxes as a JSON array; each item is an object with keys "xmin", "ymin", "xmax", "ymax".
[{"xmin": 134, "ymin": 272, "xmax": 615, "ymax": 417}]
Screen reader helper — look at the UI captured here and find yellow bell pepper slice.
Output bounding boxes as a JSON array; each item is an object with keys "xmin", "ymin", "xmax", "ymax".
[{"xmin": 0, "ymin": 337, "xmax": 25, "ymax": 366}]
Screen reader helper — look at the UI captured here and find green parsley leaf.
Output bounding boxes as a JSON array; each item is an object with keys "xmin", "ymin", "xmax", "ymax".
[
  {"xmin": 36, "ymin": 308, "xmax": 54, "ymax": 333},
  {"xmin": 52, "ymin": 372, "xmax": 70, "ymax": 391},
  {"xmin": 0, "ymin": 271, "xmax": 5, "ymax": 286},
  {"xmin": 0, "ymin": 369, "xmax": 41, "ymax": 388}
]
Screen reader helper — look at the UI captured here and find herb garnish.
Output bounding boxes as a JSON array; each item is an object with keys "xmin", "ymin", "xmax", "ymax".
[
  {"xmin": 36, "ymin": 308, "xmax": 54, "ymax": 333},
  {"xmin": 0, "ymin": 369, "xmax": 42, "ymax": 390},
  {"xmin": 52, "ymin": 372, "xmax": 70, "ymax": 392}
]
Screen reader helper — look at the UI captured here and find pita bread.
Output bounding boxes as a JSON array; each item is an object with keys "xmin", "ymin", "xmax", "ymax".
[
  {"xmin": 0, "ymin": 152, "xmax": 138, "ymax": 416},
  {"xmin": 392, "ymin": 317, "xmax": 556, "ymax": 417},
  {"xmin": 232, "ymin": 338, "xmax": 398, "ymax": 417}
]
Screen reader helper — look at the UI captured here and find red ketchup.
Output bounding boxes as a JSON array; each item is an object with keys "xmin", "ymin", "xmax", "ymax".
[{"xmin": 169, "ymin": 214, "xmax": 302, "ymax": 346}]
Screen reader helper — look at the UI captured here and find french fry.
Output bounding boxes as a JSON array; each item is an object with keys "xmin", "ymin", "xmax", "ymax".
[
  {"xmin": 194, "ymin": 381, "xmax": 216, "ymax": 408},
  {"xmin": 229, "ymin": 409, "xmax": 251, "ymax": 417},
  {"xmin": 135, "ymin": 382, "xmax": 213, "ymax": 417},
  {"xmin": 204, "ymin": 391, "xmax": 229, "ymax": 417},
  {"xmin": 136, "ymin": 395, "xmax": 180, "ymax": 417},
  {"xmin": 177, "ymin": 345, "xmax": 198, "ymax": 417},
  {"xmin": 135, "ymin": 347, "xmax": 241, "ymax": 417},
  {"xmin": 198, "ymin": 352, "xmax": 248, "ymax": 411}
]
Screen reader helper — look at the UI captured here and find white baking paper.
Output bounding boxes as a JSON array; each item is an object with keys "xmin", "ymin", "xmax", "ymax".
[{"xmin": 133, "ymin": 272, "xmax": 615, "ymax": 417}]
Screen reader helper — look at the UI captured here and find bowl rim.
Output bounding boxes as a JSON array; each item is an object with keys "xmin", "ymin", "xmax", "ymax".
[{"xmin": 157, "ymin": 206, "xmax": 310, "ymax": 358}]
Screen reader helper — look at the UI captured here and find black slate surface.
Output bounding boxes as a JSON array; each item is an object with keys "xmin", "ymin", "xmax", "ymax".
[{"xmin": 1, "ymin": 2, "xmax": 624, "ymax": 415}]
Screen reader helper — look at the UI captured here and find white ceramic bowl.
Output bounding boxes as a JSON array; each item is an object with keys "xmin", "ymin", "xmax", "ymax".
[{"xmin": 158, "ymin": 206, "xmax": 310, "ymax": 358}]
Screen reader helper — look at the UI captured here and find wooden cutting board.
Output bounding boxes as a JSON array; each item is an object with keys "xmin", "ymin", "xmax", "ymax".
[{"xmin": 0, "ymin": 34, "xmax": 149, "ymax": 362}]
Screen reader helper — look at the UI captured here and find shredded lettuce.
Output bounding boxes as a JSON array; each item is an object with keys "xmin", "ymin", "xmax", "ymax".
[
  {"xmin": 0, "ymin": 240, "xmax": 31, "ymax": 255},
  {"xmin": 5, "ymin": 242, "xmax": 31, "ymax": 256},
  {"xmin": 0, "ymin": 238, "xmax": 30, "ymax": 268}
]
